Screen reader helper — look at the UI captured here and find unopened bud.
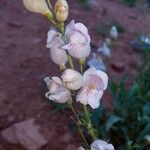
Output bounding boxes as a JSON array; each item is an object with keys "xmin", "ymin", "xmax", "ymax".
[
  {"xmin": 54, "ymin": 0, "xmax": 69, "ymax": 22},
  {"xmin": 23, "ymin": 0, "xmax": 52, "ymax": 15}
]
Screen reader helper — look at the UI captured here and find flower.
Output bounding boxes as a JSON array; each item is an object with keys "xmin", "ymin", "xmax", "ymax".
[
  {"xmin": 23, "ymin": 0, "xmax": 52, "ymax": 16},
  {"xmin": 78, "ymin": 146, "xmax": 86, "ymax": 150},
  {"xmin": 62, "ymin": 20, "xmax": 91, "ymax": 59},
  {"xmin": 54, "ymin": 0, "xmax": 69, "ymax": 22},
  {"xmin": 76, "ymin": 67, "xmax": 108, "ymax": 109},
  {"xmin": 110, "ymin": 26, "xmax": 118, "ymax": 40},
  {"xmin": 47, "ymin": 29, "xmax": 68, "ymax": 67},
  {"xmin": 91, "ymin": 140, "xmax": 114, "ymax": 150},
  {"xmin": 61, "ymin": 69, "xmax": 84, "ymax": 90},
  {"xmin": 44, "ymin": 76, "xmax": 71, "ymax": 103}
]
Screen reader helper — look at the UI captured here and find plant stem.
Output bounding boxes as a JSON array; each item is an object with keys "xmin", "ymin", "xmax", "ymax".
[
  {"xmin": 83, "ymin": 105, "xmax": 97, "ymax": 140},
  {"xmin": 68, "ymin": 101, "xmax": 90, "ymax": 149},
  {"xmin": 79, "ymin": 59, "xmax": 85, "ymax": 74},
  {"xmin": 68, "ymin": 55, "xmax": 74, "ymax": 70},
  {"xmin": 80, "ymin": 64, "xmax": 83, "ymax": 74}
]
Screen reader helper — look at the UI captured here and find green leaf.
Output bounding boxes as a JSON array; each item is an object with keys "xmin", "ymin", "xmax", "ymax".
[
  {"xmin": 105, "ymin": 115, "xmax": 122, "ymax": 131},
  {"xmin": 109, "ymin": 81, "xmax": 118, "ymax": 97},
  {"xmin": 137, "ymin": 123, "xmax": 150, "ymax": 142},
  {"xmin": 143, "ymin": 103, "xmax": 150, "ymax": 116},
  {"xmin": 91, "ymin": 105, "xmax": 104, "ymax": 127}
]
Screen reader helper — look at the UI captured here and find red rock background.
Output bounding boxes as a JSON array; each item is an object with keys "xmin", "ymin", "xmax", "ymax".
[{"xmin": 0, "ymin": 0, "xmax": 149, "ymax": 149}]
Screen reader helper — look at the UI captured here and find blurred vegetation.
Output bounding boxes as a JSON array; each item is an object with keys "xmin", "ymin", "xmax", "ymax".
[
  {"xmin": 94, "ymin": 21, "xmax": 125, "ymax": 37},
  {"xmin": 91, "ymin": 45, "xmax": 150, "ymax": 149},
  {"xmin": 79, "ymin": 0, "xmax": 91, "ymax": 9},
  {"xmin": 121, "ymin": 0, "xmax": 139, "ymax": 7}
]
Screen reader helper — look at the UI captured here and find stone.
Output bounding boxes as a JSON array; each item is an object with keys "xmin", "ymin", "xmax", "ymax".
[{"xmin": 1, "ymin": 118, "xmax": 47, "ymax": 150}]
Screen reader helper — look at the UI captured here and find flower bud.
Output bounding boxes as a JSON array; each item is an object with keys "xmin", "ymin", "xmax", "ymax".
[
  {"xmin": 54, "ymin": 0, "xmax": 69, "ymax": 22},
  {"xmin": 61, "ymin": 69, "xmax": 83, "ymax": 90},
  {"xmin": 23, "ymin": 0, "xmax": 52, "ymax": 17}
]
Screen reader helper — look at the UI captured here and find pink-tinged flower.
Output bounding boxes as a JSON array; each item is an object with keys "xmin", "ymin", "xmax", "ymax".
[
  {"xmin": 44, "ymin": 76, "xmax": 71, "ymax": 103},
  {"xmin": 47, "ymin": 29, "xmax": 68, "ymax": 67},
  {"xmin": 62, "ymin": 20, "xmax": 91, "ymax": 59},
  {"xmin": 76, "ymin": 67, "xmax": 108, "ymax": 109},
  {"xmin": 61, "ymin": 69, "xmax": 84, "ymax": 90},
  {"xmin": 91, "ymin": 140, "xmax": 114, "ymax": 150}
]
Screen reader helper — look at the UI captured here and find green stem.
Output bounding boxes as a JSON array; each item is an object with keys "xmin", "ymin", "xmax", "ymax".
[
  {"xmin": 83, "ymin": 105, "xmax": 97, "ymax": 140},
  {"xmin": 80, "ymin": 64, "xmax": 83, "ymax": 74},
  {"xmin": 79, "ymin": 58, "xmax": 85, "ymax": 74},
  {"xmin": 68, "ymin": 101, "xmax": 90, "ymax": 149},
  {"xmin": 68, "ymin": 55, "xmax": 74, "ymax": 70}
]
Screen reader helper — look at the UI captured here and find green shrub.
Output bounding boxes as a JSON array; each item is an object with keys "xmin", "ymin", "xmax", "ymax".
[{"xmin": 91, "ymin": 47, "xmax": 150, "ymax": 149}]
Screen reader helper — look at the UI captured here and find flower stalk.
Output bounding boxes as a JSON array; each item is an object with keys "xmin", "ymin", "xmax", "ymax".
[
  {"xmin": 68, "ymin": 55, "xmax": 74, "ymax": 70},
  {"xmin": 83, "ymin": 105, "xmax": 97, "ymax": 140},
  {"xmin": 67, "ymin": 100, "xmax": 90, "ymax": 150}
]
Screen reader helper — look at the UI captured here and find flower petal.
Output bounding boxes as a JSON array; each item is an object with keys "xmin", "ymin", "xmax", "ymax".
[
  {"xmin": 61, "ymin": 69, "xmax": 84, "ymax": 90},
  {"xmin": 65, "ymin": 20, "xmax": 75, "ymax": 35},
  {"xmin": 91, "ymin": 140, "xmax": 114, "ymax": 150},
  {"xmin": 83, "ymin": 67, "xmax": 97, "ymax": 82},
  {"xmin": 61, "ymin": 43, "xmax": 74, "ymax": 50},
  {"xmin": 75, "ymin": 22, "xmax": 90, "ymax": 43},
  {"xmin": 67, "ymin": 43, "xmax": 91, "ymax": 59},
  {"xmin": 46, "ymin": 29, "xmax": 57, "ymax": 48},
  {"xmin": 87, "ymin": 90, "xmax": 103, "ymax": 109},
  {"xmin": 51, "ymin": 76, "xmax": 62, "ymax": 85},
  {"xmin": 83, "ymin": 67, "xmax": 108, "ymax": 91},
  {"xmin": 96, "ymin": 70, "xmax": 108, "ymax": 90},
  {"xmin": 76, "ymin": 86, "xmax": 89, "ymax": 105},
  {"xmin": 106, "ymin": 144, "xmax": 115, "ymax": 150},
  {"xmin": 50, "ymin": 46, "xmax": 68, "ymax": 65}
]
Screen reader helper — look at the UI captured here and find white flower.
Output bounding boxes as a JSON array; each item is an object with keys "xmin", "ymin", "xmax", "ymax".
[
  {"xmin": 110, "ymin": 26, "xmax": 118, "ymax": 40},
  {"xmin": 23, "ymin": 0, "xmax": 52, "ymax": 15},
  {"xmin": 47, "ymin": 29, "xmax": 68, "ymax": 66},
  {"xmin": 62, "ymin": 20, "xmax": 91, "ymax": 59},
  {"xmin": 61, "ymin": 69, "xmax": 84, "ymax": 90},
  {"xmin": 44, "ymin": 76, "xmax": 71, "ymax": 103},
  {"xmin": 91, "ymin": 140, "xmax": 114, "ymax": 150},
  {"xmin": 78, "ymin": 146, "xmax": 86, "ymax": 150},
  {"xmin": 54, "ymin": 0, "xmax": 69, "ymax": 22},
  {"xmin": 76, "ymin": 67, "xmax": 108, "ymax": 109}
]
